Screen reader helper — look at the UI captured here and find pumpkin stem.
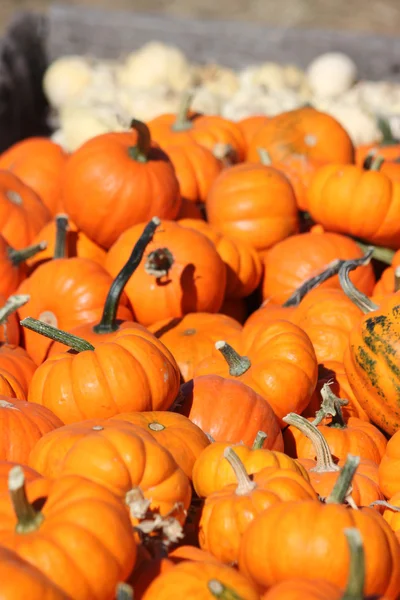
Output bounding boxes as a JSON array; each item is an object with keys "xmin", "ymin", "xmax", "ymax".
[
  {"xmin": 94, "ymin": 217, "xmax": 161, "ymax": 334},
  {"xmin": 394, "ymin": 266, "xmax": 400, "ymax": 293},
  {"xmin": 355, "ymin": 241, "xmax": 395, "ymax": 265},
  {"xmin": 128, "ymin": 119, "xmax": 152, "ymax": 162},
  {"xmin": 208, "ymin": 580, "xmax": 245, "ymax": 600},
  {"xmin": 366, "ymin": 155, "xmax": 384, "ymax": 171},
  {"xmin": 20, "ymin": 317, "xmax": 95, "ymax": 352},
  {"xmin": 8, "ymin": 466, "xmax": 44, "ymax": 533},
  {"xmin": 115, "ymin": 583, "xmax": 134, "ymax": 600},
  {"xmin": 215, "ymin": 341, "xmax": 251, "ymax": 377},
  {"xmin": 283, "ymin": 259, "xmax": 344, "ymax": 307},
  {"xmin": 369, "ymin": 500, "xmax": 400, "ymax": 511},
  {"xmin": 172, "ymin": 90, "xmax": 194, "ymax": 132},
  {"xmin": 252, "ymin": 431, "xmax": 267, "ymax": 449},
  {"xmin": 213, "ymin": 143, "xmax": 237, "ymax": 166},
  {"xmin": 342, "ymin": 528, "xmax": 365, "ymax": 600},
  {"xmin": 223, "ymin": 447, "xmax": 256, "ymax": 495},
  {"xmin": 7, "ymin": 241, "xmax": 47, "ymax": 266},
  {"xmin": 325, "ymin": 454, "xmax": 360, "ymax": 505},
  {"xmin": 144, "ymin": 248, "xmax": 174, "ymax": 279},
  {"xmin": 282, "ymin": 413, "xmax": 339, "ymax": 474},
  {"xmin": 338, "ymin": 250, "xmax": 379, "ymax": 314},
  {"xmin": 312, "ymin": 383, "xmax": 348, "ymax": 428},
  {"xmin": 53, "ymin": 214, "xmax": 69, "ymax": 259},
  {"xmin": 376, "ymin": 116, "xmax": 398, "ymax": 146},
  {"xmin": 0, "ymin": 294, "xmax": 30, "ymax": 325},
  {"xmin": 257, "ymin": 148, "xmax": 272, "ymax": 165}
]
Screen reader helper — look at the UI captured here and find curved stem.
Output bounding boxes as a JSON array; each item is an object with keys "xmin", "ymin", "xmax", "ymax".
[
  {"xmin": 283, "ymin": 259, "xmax": 343, "ymax": 307},
  {"xmin": 367, "ymin": 156, "xmax": 384, "ymax": 171},
  {"xmin": 54, "ymin": 214, "xmax": 69, "ymax": 259},
  {"xmin": 369, "ymin": 500, "xmax": 400, "ymax": 511},
  {"xmin": 0, "ymin": 294, "xmax": 30, "ymax": 325},
  {"xmin": 94, "ymin": 217, "xmax": 160, "ymax": 334},
  {"xmin": 7, "ymin": 241, "xmax": 47, "ymax": 266},
  {"xmin": 20, "ymin": 317, "xmax": 94, "ymax": 352},
  {"xmin": 116, "ymin": 583, "xmax": 134, "ymax": 600},
  {"xmin": 338, "ymin": 250, "xmax": 379, "ymax": 313},
  {"xmin": 312, "ymin": 383, "xmax": 348, "ymax": 428},
  {"xmin": 208, "ymin": 580, "xmax": 244, "ymax": 600},
  {"xmin": 172, "ymin": 91, "xmax": 194, "ymax": 132},
  {"xmin": 9, "ymin": 466, "xmax": 44, "ymax": 533},
  {"xmin": 395, "ymin": 266, "xmax": 400, "ymax": 293},
  {"xmin": 282, "ymin": 413, "xmax": 339, "ymax": 473},
  {"xmin": 223, "ymin": 447, "xmax": 256, "ymax": 495},
  {"xmin": 252, "ymin": 431, "xmax": 267, "ymax": 449},
  {"xmin": 128, "ymin": 120, "xmax": 151, "ymax": 162},
  {"xmin": 257, "ymin": 148, "xmax": 272, "ymax": 165},
  {"xmin": 144, "ymin": 247, "xmax": 174, "ymax": 278},
  {"xmin": 215, "ymin": 341, "xmax": 251, "ymax": 377},
  {"xmin": 355, "ymin": 241, "xmax": 395, "ymax": 265},
  {"xmin": 343, "ymin": 528, "xmax": 365, "ymax": 600},
  {"xmin": 326, "ymin": 454, "xmax": 360, "ymax": 505}
]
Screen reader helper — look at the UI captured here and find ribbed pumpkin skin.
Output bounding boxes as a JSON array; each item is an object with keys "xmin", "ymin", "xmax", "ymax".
[
  {"xmin": 149, "ymin": 312, "xmax": 242, "ymax": 381},
  {"xmin": 239, "ymin": 502, "xmax": 400, "ymax": 597},
  {"xmin": 247, "ymin": 107, "xmax": 354, "ymax": 164},
  {"xmin": 344, "ymin": 294, "xmax": 400, "ymax": 436},
  {"xmin": 261, "ymin": 230, "xmax": 375, "ymax": 305},
  {"xmin": 206, "ymin": 162, "xmax": 299, "ymax": 252},
  {"xmin": 0, "ymin": 347, "xmax": 37, "ymax": 396},
  {"xmin": 261, "ymin": 579, "xmax": 342, "ymax": 600},
  {"xmin": 62, "ymin": 130, "xmax": 181, "ymax": 249},
  {"xmin": 379, "ymin": 430, "xmax": 400, "ymax": 498},
  {"xmin": 0, "ymin": 547, "xmax": 70, "ymax": 600},
  {"xmin": 239, "ymin": 115, "xmax": 270, "ymax": 150},
  {"xmin": 0, "ymin": 137, "xmax": 68, "ymax": 215},
  {"xmin": 307, "ymin": 163, "xmax": 400, "ymax": 249},
  {"xmin": 0, "ymin": 474, "xmax": 137, "ymax": 600}
]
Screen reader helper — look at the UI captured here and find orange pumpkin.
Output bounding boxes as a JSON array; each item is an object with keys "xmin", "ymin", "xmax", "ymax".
[
  {"xmin": 0, "ymin": 137, "xmax": 68, "ymax": 215},
  {"xmin": 239, "ymin": 115, "xmax": 269, "ymax": 150},
  {"xmin": 307, "ymin": 158, "xmax": 400, "ymax": 249},
  {"xmin": 26, "ymin": 217, "xmax": 106, "ymax": 270},
  {"xmin": 105, "ymin": 219, "xmax": 226, "ymax": 326},
  {"xmin": 62, "ymin": 120, "xmax": 181, "ymax": 249},
  {"xmin": 206, "ymin": 161, "xmax": 299, "ymax": 252},
  {"xmin": 29, "ymin": 419, "xmax": 192, "ymax": 522},
  {"xmin": 379, "ymin": 429, "xmax": 400, "ymax": 498},
  {"xmin": 0, "ymin": 461, "xmax": 44, "ymax": 496},
  {"xmin": 373, "ymin": 249, "xmax": 400, "ymax": 299},
  {"xmin": 0, "ymin": 235, "xmax": 46, "ymax": 299},
  {"xmin": 142, "ymin": 560, "xmax": 260, "ymax": 600},
  {"xmin": 109, "ymin": 411, "xmax": 210, "ymax": 479},
  {"xmin": 0, "ymin": 466, "xmax": 136, "ymax": 600},
  {"xmin": 247, "ymin": 106, "xmax": 354, "ymax": 164},
  {"xmin": 148, "ymin": 94, "xmax": 246, "ymax": 162},
  {"xmin": 261, "ymin": 229, "xmax": 375, "ymax": 305},
  {"xmin": 192, "ymin": 439, "xmax": 308, "ymax": 498},
  {"xmin": 0, "ymin": 345, "xmax": 37, "ymax": 396},
  {"xmin": 381, "ymin": 493, "xmax": 400, "ymax": 538},
  {"xmin": 198, "ymin": 448, "xmax": 317, "ymax": 564},
  {"xmin": 163, "ymin": 141, "xmax": 223, "ymax": 204},
  {"xmin": 194, "ymin": 320, "xmax": 318, "ymax": 424},
  {"xmin": 0, "ymin": 170, "xmax": 50, "ymax": 249},
  {"xmin": 178, "ymin": 218, "xmax": 263, "ymax": 299},
  {"xmin": 0, "ymin": 370, "xmax": 27, "ymax": 400},
  {"xmin": 149, "ymin": 312, "xmax": 242, "ymax": 381},
  {"xmin": 25, "ymin": 319, "xmax": 181, "ymax": 424},
  {"xmin": 180, "ymin": 375, "xmax": 283, "ymax": 450}
]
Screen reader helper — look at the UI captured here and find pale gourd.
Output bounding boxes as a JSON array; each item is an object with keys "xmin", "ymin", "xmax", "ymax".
[
  {"xmin": 117, "ymin": 85, "xmax": 181, "ymax": 122},
  {"xmin": 193, "ymin": 64, "xmax": 239, "ymax": 98},
  {"xmin": 191, "ymin": 87, "xmax": 221, "ymax": 115},
  {"xmin": 43, "ymin": 55, "xmax": 94, "ymax": 108},
  {"xmin": 58, "ymin": 105, "xmax": 125, "ymax": 152},
  {"xmin": 116, "ymin": 42, "xmax": 194, "ymax": 92},
  {"xmin": 239, "ymin": 62, "xmax": 287, "ymax": 90},
  {"xmin": 306, "ymin": 52, "xmax": 357, "ymax": 98}
]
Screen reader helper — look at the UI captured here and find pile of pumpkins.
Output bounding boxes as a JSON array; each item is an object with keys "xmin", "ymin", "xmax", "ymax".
[
  {"xmin": 44, "ymin": 41, "xmax": 400, "ymax": 151},
  {"xmin": 1, "ymin": 94, "xmax": 400, "ymax": 599}
]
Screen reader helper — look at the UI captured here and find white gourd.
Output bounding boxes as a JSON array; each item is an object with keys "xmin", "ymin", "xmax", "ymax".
[
  {"xmin": 43, "ymin": 56, "xmax": 94, "ymax": 108},
  {"xmin": 58, "ymin": 105, "xmax": 125, "ymax": 152},
  {"xmin": 306, "ymin": 52, "xmax": 357, "ymax": 98}
]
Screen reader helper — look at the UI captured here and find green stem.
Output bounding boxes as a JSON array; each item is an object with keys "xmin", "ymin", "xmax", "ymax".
[
  {"xmin": 115, "ymin": 583, "xmax": 134, "ymax": 600},
  {"xmin": 94, "ymin": 217, "xmax": 160, "ymax": 334},
  {"xmin": 7, "ymin": 241, "xmax": 47, "ymax": 266},
  {"xmin": 172, "ymin": 91, "xmax": 194, "ymax": 132},
  {"xmin": 367, "ymin": 156, "xmax": 384, "ymax": 171},
  {"xmin": 0, "ymin": 294, "xmax": 30, "ymax": 325},
  {"xmin": 326, "ymin": 454, "xmax": 360, "ymax": 505},
  {"xmin": 342, "ymin": 528, "xmax": 365, "ymax": 600},
  {"xmin": 369, "ymin": 500, "xmax": 400, "ymax": 511},
  {"xmin": 282, "ymin": 413, "xmax": 339, "ymax": 473},
  {"xmin": 215, "ymin": 341, "xmax": 251, "ymax": 377},
  {"xmin": 283, "ymin": 259, "xmax": 344, "ymax": 307},
  {"xmin": 313, "ymin": 383, "xmax": 348, "ymax": 428},
  {"xmin": 257, "ymin": 148, "xmax": 272, "ymax": 165},
  {"xmin": 208, "ymin": 579, "xmax": 245, "ymax": 600},
  {"xmin": 355, "ymin": 241, "xmax": 395, "ymax": 265},
  {"xmin": 20, "ymin": 317, "xmax": 94, "ymax": 352},
  {"xmin": 338, "ymin": 250, "xmax": 378, "ymax": 314},
  {"xmin": 128, "ymin": 120, "xmax": 151, "ymax": 162},
  {"xmin": 54, "ymin": 214, "xmax": 69, "ymax": 259},
  {"xmin": 377, "ymin": 116, "xmax": 399, "ymax": 146},
  {"xmin": 252, "ymin": 431, "xmax": 267, "ymax": 449},
  {"xmin": 223, "ymin": 447, "xmax": 256, "ymax": 495},
  {"xmin": 9, "ymin": 466, "xmax": 44, "ymax": 534}
]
